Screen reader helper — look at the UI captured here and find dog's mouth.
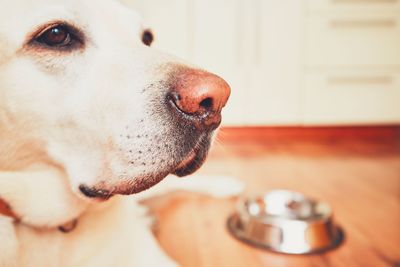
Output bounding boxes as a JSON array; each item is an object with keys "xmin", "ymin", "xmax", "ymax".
[
  {"xmin": 79, "ymin": 134, "xmax": 211, "ymax": 200},
  {"xmin": 174, "ymin": 150, "xmax": 198, "ymax": 174},
  {"xmin": 173, "ymin": 140, "xmax": 209, "ymax": 177},
  {"xmin": 78, "ymin": 185, "xmax": 114, "ymax": 201}
]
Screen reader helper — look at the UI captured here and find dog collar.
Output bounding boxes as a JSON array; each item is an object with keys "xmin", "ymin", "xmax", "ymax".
[
  {"xmin": 0, "ymin": 198, "xmax": 77, "ymax": 232},
  {"xmin": 0, "ymin": 198, "xmax": 18, "ymax": 221}
]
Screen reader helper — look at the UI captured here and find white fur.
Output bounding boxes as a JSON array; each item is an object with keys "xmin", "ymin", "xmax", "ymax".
[
  {"xmin": 0, "ymin": 173, "xmax": 242, "ymax": 267},
  {"xmin": 0, "ymin": 0, "xmax": 242, "ymax": 266}
]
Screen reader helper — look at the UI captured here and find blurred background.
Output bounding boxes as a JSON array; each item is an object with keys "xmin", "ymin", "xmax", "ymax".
[
  {"xmin": 124, "ymin": 0, "xmax": 400, "ymax": 126},
  {"xmin": 122, "ymin": 1, "xmax": 399, "ymax": 266}
]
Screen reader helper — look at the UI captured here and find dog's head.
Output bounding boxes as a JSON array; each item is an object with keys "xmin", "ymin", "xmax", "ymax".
[{"xmin": 0, "ymin": 0, "xmax": 229, "ymax": 226}]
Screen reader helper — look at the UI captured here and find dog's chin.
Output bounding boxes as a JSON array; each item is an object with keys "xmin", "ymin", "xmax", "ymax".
[{"xmin": 78, "ymin": 143, "xmax": 210, "ymax": 201}]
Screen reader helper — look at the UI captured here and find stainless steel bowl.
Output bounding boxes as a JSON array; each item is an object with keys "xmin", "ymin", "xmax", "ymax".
[{"xmin": 227, "ymin": 190, "xmax": 343, "ymax": 254}]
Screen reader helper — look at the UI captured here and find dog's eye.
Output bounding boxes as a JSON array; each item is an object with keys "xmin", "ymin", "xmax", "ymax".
[
  {"xmin": 37, "ymin": 26, "xmax": 72, "ymax": 47},
  {"xmin": 29, "ymin": 23, "xmax": 84, "ymax": 51},
  {"xmin": 141, "ymin": 30, "xmax": 153, "ymax": 46}
]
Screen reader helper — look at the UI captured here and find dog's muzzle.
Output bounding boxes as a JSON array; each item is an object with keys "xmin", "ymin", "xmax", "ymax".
[{"xmin": 79, "ymin": 67, "xmax": 231, "ymax": 200}]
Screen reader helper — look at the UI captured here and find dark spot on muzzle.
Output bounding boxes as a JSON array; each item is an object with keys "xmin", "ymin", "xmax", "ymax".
[{"xmin": 79, "ymin": 184, "xmax": 113, "ymax": 199}]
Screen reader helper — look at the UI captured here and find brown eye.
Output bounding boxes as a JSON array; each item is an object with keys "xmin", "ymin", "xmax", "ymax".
[
  {"xmin": 37, "ymin": 26, "xmax": 71, "ymax": 47},
  {"xmin": 142, "ymin": 30, "xmax": 153, "ymax": 46}
]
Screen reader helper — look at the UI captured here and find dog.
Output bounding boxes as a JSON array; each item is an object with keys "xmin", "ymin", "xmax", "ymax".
[{"xmin": 0, "ymin": 0, "xmax": 242, "ymax": 266}]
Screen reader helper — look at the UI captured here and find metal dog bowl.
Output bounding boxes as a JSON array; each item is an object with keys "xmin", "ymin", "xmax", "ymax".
[{"xmin": 227, "ymin": 190, "xmax": 343, "ymax": 254}]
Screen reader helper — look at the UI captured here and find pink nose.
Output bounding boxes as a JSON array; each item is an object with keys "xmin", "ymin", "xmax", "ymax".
[{"xmin": 167, "ymin": 68, "xmax": 231, "ymax": 130}]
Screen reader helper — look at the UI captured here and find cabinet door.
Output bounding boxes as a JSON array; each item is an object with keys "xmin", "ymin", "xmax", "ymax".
[
  {"xmin": 306, "ymin": 13, "xmax": 400, "ymax": 67},
  {"xmin": 306, "ymin": 0, "xmax": 400, "ymax": 14},
  {"xmin": 121, "ymin": 0, "xmax": 192, "ymax": 60},
  {"xmin": 303, "ymin": 69, "xmax": 400, "ymax": 125},
  {"xmin": 254, "ymin": 0, "xmax": 303, "ymax": 125},
  {"xmin": 193, "ymin": 0, "xmax": 303, "ymax": 125},
  {"xmin": 121, "ymin": 0, "xmax": 304, "ymax": 126}
]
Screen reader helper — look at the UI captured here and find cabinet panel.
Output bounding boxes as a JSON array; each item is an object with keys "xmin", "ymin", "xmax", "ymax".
[
  {"xmin": 220, "ymin": 68, "xmax": 247, "ymax": 126},
  {"xmin": 306, "ymin": 0, "xmax": 400, "ymax": 14},
  {"xmin": 306, "ymin": 13, "xmax": 400, "ymax": 67},
  {"xmin": 122, "ymin": 0, "xmax": 192, "ymax": 60},
  {"xmin": 303, "ymin": 69, "xmax": 400, "ymax": 124},
  {"xmin": 255, "ymin": 0, "xmax": 303, "ymax": 125},
  {"xmin": 192, "ymin": 0, "xmax": 238, "ymax": 71}
]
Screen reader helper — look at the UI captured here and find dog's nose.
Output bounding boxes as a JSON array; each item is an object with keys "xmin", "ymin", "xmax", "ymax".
[{"xmin": 167, "ymin": 69, "xmax": 231, "ymax": 130}]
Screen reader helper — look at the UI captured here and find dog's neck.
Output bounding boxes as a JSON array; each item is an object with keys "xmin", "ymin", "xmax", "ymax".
[{"xmin": 0, "ymin": 197, "xmax": 78, "ymax": 232}]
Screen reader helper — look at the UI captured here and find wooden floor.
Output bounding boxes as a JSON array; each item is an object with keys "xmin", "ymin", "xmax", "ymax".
[{"xmin": 146, "ymin": 127, "xmax": 400, "ymax": 267}]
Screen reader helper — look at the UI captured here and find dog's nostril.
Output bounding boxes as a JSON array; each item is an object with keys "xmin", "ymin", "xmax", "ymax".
[{"xmin": 199, "ymin": 97, "xmax": 213, "ymax": 111}]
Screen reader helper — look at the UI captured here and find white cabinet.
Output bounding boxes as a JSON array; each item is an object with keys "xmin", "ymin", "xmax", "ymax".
[
  {"xmin": 304, "ymin": 2, "xmax": 400, "ymax": 124},
  {"xmin": 306, "ymin": 0, "xmax": 400, "ymax": 13},
  {"xmin": 248, "ymin": 0, "xmax": 303, "ymax": 125},
  {"xmin": 303, "ymin": 70, "xmax": 400, "ymax": 124},
  {"xmin": 305, "ymin": 13, "xmax": 400, "ymax": 67},
  {"xmin": 122, "ymin": 0, "xmax": 400, "ymax": 126}
]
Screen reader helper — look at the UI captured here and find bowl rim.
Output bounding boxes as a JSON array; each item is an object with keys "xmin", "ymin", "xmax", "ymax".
[{"xmin": 236, "ymin": 190, "xmax": 333, "ymax": 224}]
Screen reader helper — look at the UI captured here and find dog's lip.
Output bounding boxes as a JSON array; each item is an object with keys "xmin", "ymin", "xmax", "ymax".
[
  {"xmin": 78, "ymin": 135, "xmax": 211, "ymax": 199},
  {"xmin": 78, "ymin": 172, "xmax": 169, "ymax": 200},
  {"xmin": 78, "ymin": 152, "xmax": 203, "ymax": 200},
  {"xmin": 78, "ymin": 184, "xmax": 114, "ymax": 200},
  {"xmin": 173, "ymin": 145, "xmax": 208, "ymax": 177},
  {"xmin": 174, "ymin": 150, "xmax": 197, "ymax": 172}
]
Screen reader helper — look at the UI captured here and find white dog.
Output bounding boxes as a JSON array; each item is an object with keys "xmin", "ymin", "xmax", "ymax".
[{"xmin": 0, "ymin": 0, "xmax": 241, "ymax": 266}]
